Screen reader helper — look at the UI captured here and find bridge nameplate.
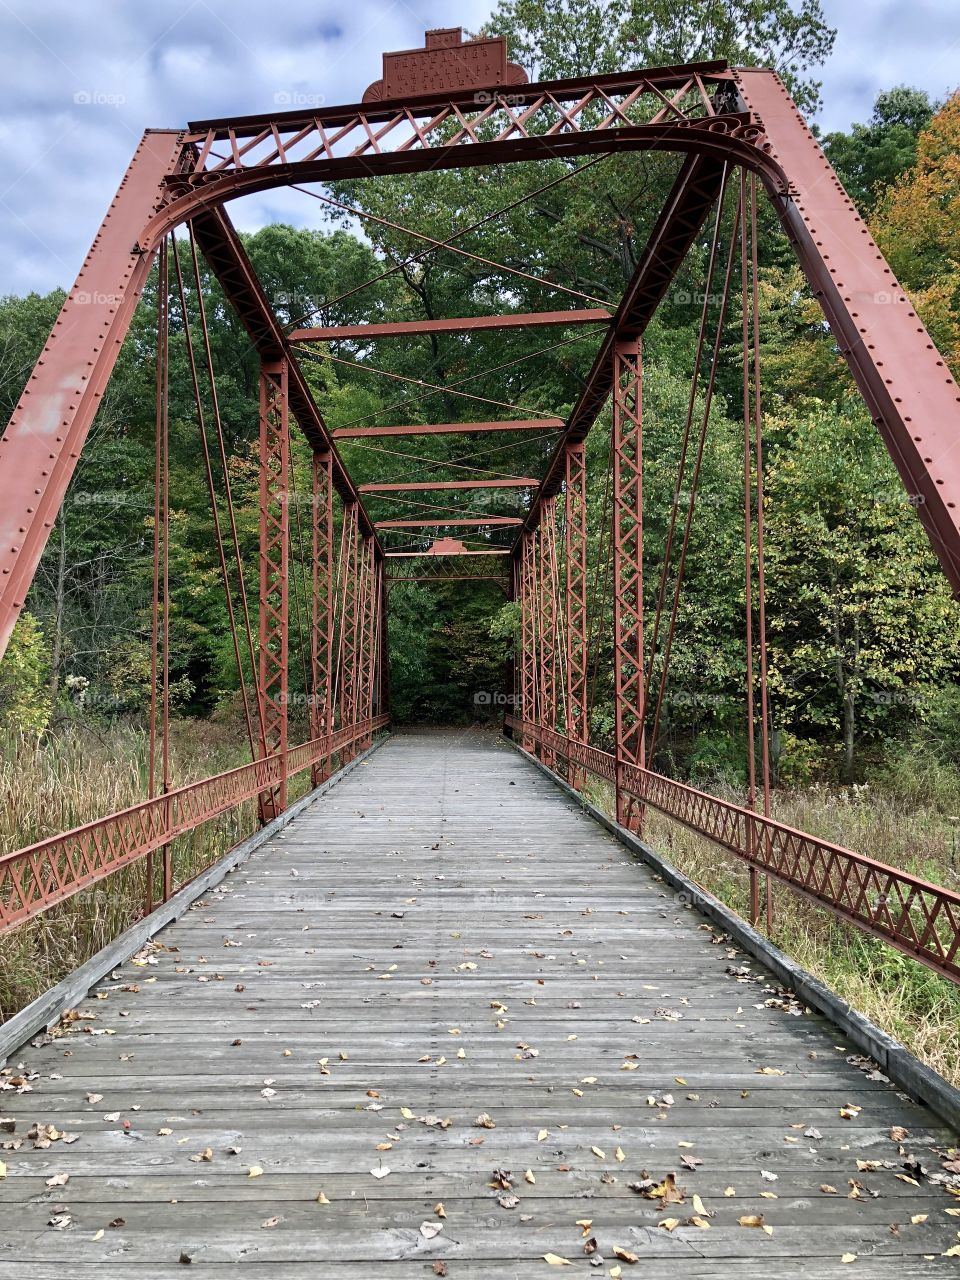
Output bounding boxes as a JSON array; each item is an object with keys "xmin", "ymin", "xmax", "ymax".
[{"xmin": 363, "ymin": 27, "xmax": 528, "ymax": 102}]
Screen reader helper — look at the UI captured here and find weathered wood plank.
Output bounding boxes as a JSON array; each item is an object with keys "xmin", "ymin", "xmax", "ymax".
[{"xmin": 1, "ymin": 729, "xmax": 957, "ymax": 1275}]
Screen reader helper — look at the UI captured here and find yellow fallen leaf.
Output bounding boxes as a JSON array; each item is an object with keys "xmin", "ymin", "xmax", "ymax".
[
  {"xmin": 612, "ymin": 1245, "xmax": 639, "ymax": 1262},
  {"xmin": 615, "ymin": 1146, "xmax": 625, "ymax": 1163},
  {"xmin": 841, "ymin": 1254, "xmax": 857, "ymax": 1264},
  {"xmin": 689, "ymin": 1216, "xmax": 711, "ymax": 1229},
  {"xmin": 945, "ymin": 1208, "xmax": 960, "ymax": 1217},
  {"xmin": 943, "ymin": 1245, "xmax": 960, "ymax": 1257},
  {"xmin": 0, "ymin": 1162, "xmax": 6, "ymax": 1179},
  {"xmin": 659, "ymin": 1218, "xmax": 680, "ymax": 1231},
  {"xmin": 692, "ymin": 1194, "xmax": 707, "ymax": 1216},
  {"xmin": 316, "ymin": 1191, "xmax": 330, "ymax": 1204},
  {"xmin": 435, "ymin": 1202, "xmax": 446, "ymax": 1218},
  {"xmin": 724, "ymin": 1187, "xmax": 736, "ymax": 1197},
  {"xmin": 911, "ymin": 1214, "xmax": 928, "ymax": 1224},
  {"xmin": 457, "ymin": 1049, "xmax": 466, "ymax": 1059},
  {"xmin": 571, "ymin": 1088, "xmax": 583, "ymax": 1097},
  {"xmin": 675, "ymin": 1077, "xmax": 687, "ymax": 1085},
  {"xmin": 537, "ymin": 1129, "xmax": 549, "ymax": 1141},
  {"xmin": 760, "ymin": 1191, "xmax": 778, "ymax": 1199},
  {"xmin": 610, "ymin": 1268, "xmax": 622, "ymax": 1280},
  {"xmin": 525, "ymin": 1169, "xmax": 536, "ymax": 1184},
  {"xmin": 678, "ymin": 1141, "xmax": 694, "ymax": 1148},
  {"xmin": 591, "ymin": 1146, "xmax": 606, "ymax": 1159},
  {"xmin": 543, "ymin": 1254, "xmax": 571, "ymax": 1266},
  {"xmin": 756, "ymin": 1067, "xmax": 785, "ymax": 1076},
  {"xmin": 92, "ymin": 1229, "xmax": 104, "ymax": 1241},
  {"xmin": 762, "ymin": 1225, "xmax": 774, "ymax": 1237},
  {"xmin": 739, "ymin": 1215, "xmax": 765, "ymax": 1228},
  {"xmin": 400, "ymin": 1107, "xmax": 415, "ymax": 1119},
  {"xmin": 248, "ymin": 1166, "xmax": 264, "ymax": 1178}
]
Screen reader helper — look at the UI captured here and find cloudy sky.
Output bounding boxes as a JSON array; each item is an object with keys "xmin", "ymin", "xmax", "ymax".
[{"xmin": 0, "ymin": 0, "xmax": 957, "ymax": 297}]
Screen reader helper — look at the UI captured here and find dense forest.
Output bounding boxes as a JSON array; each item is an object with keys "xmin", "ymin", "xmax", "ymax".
[{"xmin": 1, "ymin": 0, "xmax": 959, "ymax": 801}]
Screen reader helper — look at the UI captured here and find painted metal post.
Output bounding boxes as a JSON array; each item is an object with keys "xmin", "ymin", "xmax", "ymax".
[
  {"xmin": 519, "ymin": 531, "xmax": 537, "ymax": 752},
  {"xmin": 337, "ymin": 502, "xmax": 361, "ymax": 762},
  {"xmin": 538, "ymin": 497, "xmax": 559, "ymax": 767},
  {"xmin": 310, "ymin": 449, "xmax": 335, "ymax": 785},
  {"xmin": 612, "ymin": 337, "xmax": 645, "ymax": 832},
  {"xmin": 258, "ymin": 359, "xmax": 290, "ymax": 822},
  {"xmin": 564, "ymin": 441, "xmax": 589, "ymax": 787}
]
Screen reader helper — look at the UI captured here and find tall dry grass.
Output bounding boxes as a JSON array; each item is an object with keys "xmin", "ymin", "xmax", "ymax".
[{"xmin": 0, "ymin": 719, "xmax": 258, "ymax": 1020}]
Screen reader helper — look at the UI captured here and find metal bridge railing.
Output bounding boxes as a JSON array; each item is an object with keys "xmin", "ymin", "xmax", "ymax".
[
  {"xmin": 0, "ymin": 715, "xmax": 389, "ymax": 932},
  {"xmin": 505, "ymin": 715, "xmax": 960, "ymax": 982}
]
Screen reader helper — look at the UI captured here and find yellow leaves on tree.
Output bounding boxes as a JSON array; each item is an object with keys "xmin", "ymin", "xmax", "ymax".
[{"xmin": 873, "ymin": 92, "xmax": 960, "ymax": 376}]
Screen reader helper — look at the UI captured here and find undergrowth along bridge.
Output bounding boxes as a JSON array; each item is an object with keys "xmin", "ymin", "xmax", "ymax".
[{"xmin": 1, "ymin": 25, "xmax": 960, "ymax": 1275}]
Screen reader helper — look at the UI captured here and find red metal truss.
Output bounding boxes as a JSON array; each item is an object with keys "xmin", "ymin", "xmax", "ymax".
[
  {"xmin": 5, "ymin": 60, "xmax": 960, "ymax": 666},
  {"xmin": 612, "ymin": 338, "xmax": 645, "ymax": 831},
  {"xmin": 145, "ymin": 64, "xmax": 779, "ymax": 241},
  {"xmin": 257, "ymin": 360, "xmax": 290, "ymax": 822},
  {"xmin": 310, "ymin": 449, "xmax": 335, "ymax": 784},
  {"xmin": 506, "ymin": 718, "xmax": 960, "ymax": 982},
  {"xmin": 291, "ymin": 309, "xmax": 610, "ymax": 341},
  {"xmin": 563, "ymin": 442, "xmax": 589, "ymax": 759}
]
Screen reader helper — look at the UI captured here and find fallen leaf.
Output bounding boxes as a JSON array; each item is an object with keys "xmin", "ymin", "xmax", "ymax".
[
  {"xmin": 261, "ymin": 1216, "xmax": 282, "ymax": 1229},
  {"xmin": 247, "ymin": 1166, "xmax": 264, "ymax": 1178},
  {"xmin": 613, "ymin": 1245, "xmax": 639, "ymax": 1263},
  {"xmin": 370, "ymin": 1166, "xmax": 390, "ymax": 1179},
  {"xmin": 45, "ymin": 1173, "xmax": 69, "ymax": 1187},
  {"xmin": 525, "ymin": 1169, "xmax": 536, "ymax": 1184},
  {"xmin": 316, "ymin": 1191, "xmax": 330, "ymax": 1204},
  {"xmin": 738, "ymin": 1215, "xmax": 765, "ymax": 1228},
  {"xmin": 475, "ymin": 1113, "xmax": 496, "ymax": 1129},
  {"xmin": 419, "ymin": 1221, "xmax": 443, "ymax": 1239},
  {"xmin": 841, "ymin": 1254, "xmax": 857, "ymax": 1264},
  {"xmin": 543, "ymin": 1253, "xmax": 571, "ymax": 1266}
]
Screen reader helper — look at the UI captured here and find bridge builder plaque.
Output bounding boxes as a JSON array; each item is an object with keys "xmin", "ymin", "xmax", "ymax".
[{"xmin": 362, "ymin": 27, "xmax": 528, "ymax": 102}]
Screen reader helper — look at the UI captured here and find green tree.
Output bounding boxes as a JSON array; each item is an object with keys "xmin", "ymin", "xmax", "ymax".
[{"xmin": 823, "ymin": 86, "xmax": 936, "ymax": 213}]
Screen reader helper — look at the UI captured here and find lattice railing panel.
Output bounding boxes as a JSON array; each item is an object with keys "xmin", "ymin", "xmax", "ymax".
[{"xmin": 504, "ymin": 717, "xmax": 960, "ymax": 981}]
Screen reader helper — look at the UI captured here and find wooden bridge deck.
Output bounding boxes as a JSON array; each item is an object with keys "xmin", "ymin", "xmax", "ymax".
[{"xmin": 1, "ymin": 728, "xmax": 957, "ymax": 1277}]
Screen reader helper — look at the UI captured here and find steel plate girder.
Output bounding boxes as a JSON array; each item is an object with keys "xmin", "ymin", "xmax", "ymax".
[
  {"xmin": 735, "ymin": 69, "xmax": 960, "ymax": 594},
  {"xmin": 0, "ymin": 130, "xmax": 184, "ymax": 660}
]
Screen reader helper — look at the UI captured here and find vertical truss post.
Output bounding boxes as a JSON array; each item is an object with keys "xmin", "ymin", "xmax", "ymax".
[
  {"xmin": 338, "ymin": 502, "xmax": 362, "ymax": 762},
  {"xmin": 257, "ymin": 358, "xmax": 290, "ymax": 822},
  {"xmin": 310, "ymin": 449, "xmax": 335, "ymax": 785},
  {"xmin": 358, "ymin": 535, "xmax": 376, "ymax": 748},
  {"xmin": 378, "ymin": 559, "xmax": 391, "ymax": 723},
  {"xmin": 538, "ymin": 497, "xmax": 559, "ymax": 768},
  {"xmin": 612, "ymin": 336, "xmax": 645, "ymax": 832},
  {"xmin": 564, "ymin": 441, "xmax": 589, "ymax": 787},
  {"xmin": 519, "ymin": 531, "xmax": 537, "ymax": 752}
]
